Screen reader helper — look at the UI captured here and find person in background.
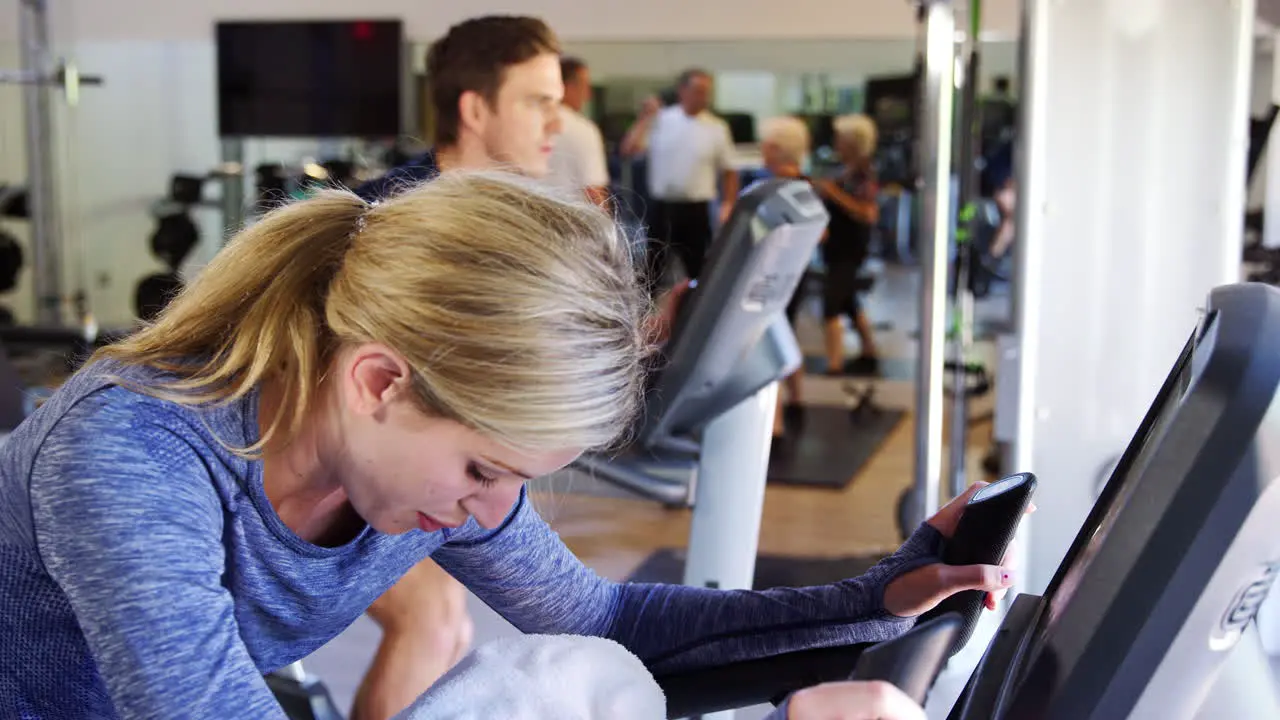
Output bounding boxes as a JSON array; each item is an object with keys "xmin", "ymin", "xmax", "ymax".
[
  {"xmin": 350, "ymin": 14, "xmax": 566, "ymax": 719},
  {"xmin": 756, "ymin": 115, "xmax": 814, "ymax": 444},
  {"xmin": 981, "ymin": 136, "xmax": 1017, "ymax": 260},
  {"xmin": 812, "ymin": 113, "xmax": 882, "ymax": 377},
  {"xmin": 620, "ymin": 69, "xmax": 740, "ymax": 294},
  {"xmin": 356, "ymin": 16, "xmax": 563, "ymax": 202},
  {"xmin": 547, "ymin": 57, "xmax": 611, "ymax": 206}
]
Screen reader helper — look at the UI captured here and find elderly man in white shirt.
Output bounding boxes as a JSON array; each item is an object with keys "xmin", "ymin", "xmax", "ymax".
[
  {"xmin": 620, "ymin": 68, "xmax": 740, "ymax": 293},
  {"xmin": 547, "ymin": 57, "xmax": 611, "ymax": 206}
]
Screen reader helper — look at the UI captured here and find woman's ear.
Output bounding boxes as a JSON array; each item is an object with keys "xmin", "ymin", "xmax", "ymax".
[{"xmin": 341, "ymin": 344, "xmax": 412, "ymax": 415}]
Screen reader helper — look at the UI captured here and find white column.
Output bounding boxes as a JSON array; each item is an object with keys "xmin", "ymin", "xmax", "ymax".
[
  {"xmin": 681, "ymin": 383, "xmax": 778, "ymax": 720},
  {"xmin": 1265, "ymin": 31, "xmax": 1280, "ymax": 249},
  {"xmin": 1012, "ymin": 0, "xmax": 1252, "ymax": 594},
  {"xmin": 683, "ymin": 383, "xmax": 778, "ymax": 593}
]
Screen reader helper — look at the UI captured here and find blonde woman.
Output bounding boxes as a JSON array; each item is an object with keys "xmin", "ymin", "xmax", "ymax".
[
  {"xmin": 814, "ymin": 113, "xmax": 882, "ymax": 377},
  {"xmin": 0, "ymin": 171, "xmax": 1014, "ymax": 718},
  {"xmin": 757, "ymin": 115, "xmax": 815, "ymax": 442}
]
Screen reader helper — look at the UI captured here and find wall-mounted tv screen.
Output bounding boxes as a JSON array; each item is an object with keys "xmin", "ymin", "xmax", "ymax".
[{"xmin": 216, "ymin": 19, "xmax": 404, "ymax": 138}]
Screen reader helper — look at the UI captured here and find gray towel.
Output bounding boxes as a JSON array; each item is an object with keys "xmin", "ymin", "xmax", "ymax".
[{"xmin": 394, "ymin": 634, "xmax": 667, "ymax": 720}]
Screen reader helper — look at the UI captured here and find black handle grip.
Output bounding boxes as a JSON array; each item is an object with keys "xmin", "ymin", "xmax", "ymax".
[
  {"xmin": 922, "ymin": 472, "xmax": 1037, "ymax": 656},
  {"xmin": 850, "ymin": 612, "xmax": 963, "ymax": 706}
]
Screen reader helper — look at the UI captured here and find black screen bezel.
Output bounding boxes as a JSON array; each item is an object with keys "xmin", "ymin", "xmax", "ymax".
[{"xmin": 1011, "ymin": 313, "xmax": 1208, "ymax": 693}]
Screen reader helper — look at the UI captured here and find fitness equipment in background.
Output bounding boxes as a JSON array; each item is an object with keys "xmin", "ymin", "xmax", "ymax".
[
  {"xmin": 135, "ymin": 176, "xmax": 206, "ymax": 321},
  {"xmin": 0, "ymin": 185, "xmax": 28, "ymax": 220},
  {"xmin": 0, "ymin": 185, "xmax": 28, "ymax": 326},
  {"xmin": 0, "ymin": 229, "xmax": 23, "ymax": 327},
  {"xmin": 1243, "ymin": 105, "xmax": 1279, "ymax": 284},
  {"xmin": 898, "ymin": 0, "xmax": 1005, "ymax": 542},
  {"xmin": 2, "ymin": 0, "xmax": 105, "ymax": 326},
  {"xmin": 268, "ymin": 662, "xmax": 343, "ymax": 720}
]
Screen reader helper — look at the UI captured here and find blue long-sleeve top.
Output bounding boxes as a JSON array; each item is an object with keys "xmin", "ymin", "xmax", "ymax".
[{"xmin": 0, "ymin": 357, "xmax": 942, "ymax": 718}]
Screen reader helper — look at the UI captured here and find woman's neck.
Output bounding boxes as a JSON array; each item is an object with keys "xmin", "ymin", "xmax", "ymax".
[
  {"xmin": 259, "ymin": 377, "xmax": 364, "ymax": 547},
  {"xmin": 772, "ymin": 163, "xmax": 803, "ymax": 178}
]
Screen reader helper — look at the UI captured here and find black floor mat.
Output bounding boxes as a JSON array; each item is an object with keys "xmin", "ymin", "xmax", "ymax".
[
  {"xmin": 769, "ymin": 405, "xmax": 905, "ymax": 489},
  {"xmin": 627, "ymin": 547, "xmax": 885, "ymax": 589},
  {"xmin": 802, "ymin": 355, "xmax": 915, "ymax": 380}
]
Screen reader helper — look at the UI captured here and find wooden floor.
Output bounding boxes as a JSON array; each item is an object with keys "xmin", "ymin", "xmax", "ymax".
[{"xmin": 536, "ymin": 408, "xmax": 995, "ymax": 583}]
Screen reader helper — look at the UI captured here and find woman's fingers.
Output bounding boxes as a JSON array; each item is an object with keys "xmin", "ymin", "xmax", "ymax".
[
  {"xmin": 938, "ymin": 564, "xmax": 1014, "ymax": 596},
  {"xmin": 925, "ymin": 481, "xmax": 989, "ymax": 537}
]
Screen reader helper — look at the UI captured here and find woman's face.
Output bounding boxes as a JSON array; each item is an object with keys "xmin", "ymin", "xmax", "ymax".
[
  {"xmin": 330, "ymin": 345, "xmax": 582, "ymax": 536},
  {"xmin": 837, "ymin": 135, "xmax": 865, "ymax": 165},
  {"xmin": 761, "ymin": 139, "xmax": 786, "ymax": 173}
]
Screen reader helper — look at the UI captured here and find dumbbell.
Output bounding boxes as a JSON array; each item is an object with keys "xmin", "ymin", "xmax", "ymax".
[
  {"xmin": 0, "ymin": 229, "xmax": 24, "ymax": 293},
  {"xmin": 134, "ymin": 272, "xmax": 184, "ymax": 322}
]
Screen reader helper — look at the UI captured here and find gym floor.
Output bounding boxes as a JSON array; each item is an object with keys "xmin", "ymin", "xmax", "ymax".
[{"xmin": 301, "ymin": 263, "xmax": 1009, "ymax": 718}]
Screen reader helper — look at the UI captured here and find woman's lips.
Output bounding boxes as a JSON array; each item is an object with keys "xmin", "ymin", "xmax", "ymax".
[{"xmin": 418, "ymin": 512, "xmax": 461, "ymax": 533}]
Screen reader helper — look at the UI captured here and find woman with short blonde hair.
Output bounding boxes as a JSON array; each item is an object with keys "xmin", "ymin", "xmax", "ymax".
[
  {"xmin": 759, "ymin": 114, "xmax": 814, "ymax": 441},
  {"xmin": 760, "ymin": 115, "xmax": 812, "ymax": 169},
  {"xmin": 814, "ymin": 112, "xmax": 883, "ymax": 376}
]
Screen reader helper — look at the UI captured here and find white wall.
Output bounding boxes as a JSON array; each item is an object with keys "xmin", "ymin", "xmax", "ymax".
[{"xmin": 563, "ymin": 38, "xmax": 1020, "ymax": 79}]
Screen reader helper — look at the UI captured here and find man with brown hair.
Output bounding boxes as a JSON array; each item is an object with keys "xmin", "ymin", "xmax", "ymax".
[
  {"xmin": 357, "ymin": 15, "xmax": 564, "ymax": 202},
  {"xmin": 352, "ymin": 16, "xmax": 566, "ymax": 720}
]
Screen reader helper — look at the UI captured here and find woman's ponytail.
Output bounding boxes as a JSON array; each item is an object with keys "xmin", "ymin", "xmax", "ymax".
[
  {"xmin": 95, "ymin": 188, "xmax": 370, "ymax": 454},
  {"xmin": 98, "ymin": 170, "xmax": 654, "ymax": 460}
]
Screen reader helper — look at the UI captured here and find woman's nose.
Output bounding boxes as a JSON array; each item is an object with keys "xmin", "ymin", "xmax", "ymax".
[{"xmin": 467, "ymin": 482, "xmax": 524, "ymax": 529}]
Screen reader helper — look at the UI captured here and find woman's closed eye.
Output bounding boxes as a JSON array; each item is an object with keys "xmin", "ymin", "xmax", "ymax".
[{"xmin": 467, "ymin": 462, "xmax": 499, "ymax": 488}]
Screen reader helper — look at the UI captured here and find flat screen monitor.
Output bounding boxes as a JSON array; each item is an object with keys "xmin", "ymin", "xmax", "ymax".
[
  {"xmin": 995, "ymin": 282, "xmax": 1280, "ymax": 719},
  {"xmin": 216, "ymin": 20, "xmax": 404, "ymax": 138},
  {"xmin": 864, "ymin": 73, "xmax": 917, "ymax": 137}
]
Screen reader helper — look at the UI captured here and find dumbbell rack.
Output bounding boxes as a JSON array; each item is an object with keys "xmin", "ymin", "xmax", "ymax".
[{"xmin": 1, "ymin": 0, "xmax": 104, "ymax": 327}]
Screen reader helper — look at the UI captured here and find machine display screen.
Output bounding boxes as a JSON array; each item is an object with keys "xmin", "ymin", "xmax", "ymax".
[{"xmin": 1036, "ymin": 325, "xmax": 1199, "ymax": 634}]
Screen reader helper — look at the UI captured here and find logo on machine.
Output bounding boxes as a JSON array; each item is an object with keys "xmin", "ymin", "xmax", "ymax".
[
  {"xmin": 743, "ymin": 272, "xmax": 800, "ymax": 312},
  {"xmin": 1209, "ymin": 562, "xmax": 1280, "ymax": 651}
]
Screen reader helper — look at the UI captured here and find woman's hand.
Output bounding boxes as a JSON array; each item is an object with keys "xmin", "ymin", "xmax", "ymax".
[
  {"xmin": 787, "ymin": 681, "xmax": 926, "ymax": 720},
  {"xmin": 882, "ymin": 482, "xmax": 1034, "ymax": 618}
]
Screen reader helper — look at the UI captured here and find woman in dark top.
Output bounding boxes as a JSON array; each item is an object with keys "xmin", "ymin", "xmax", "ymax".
[{"xmin": 813, "ymin": 114, "xmax": 882, "ymax": 376}]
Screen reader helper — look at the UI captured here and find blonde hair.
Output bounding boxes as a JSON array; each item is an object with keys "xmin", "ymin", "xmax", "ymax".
[
  {"xmin": 833, "ymin": 113, "xmax": 878, "ymax": 159},
  {"xmin": 760, "ymin": 116, "xmax": 811, "ymax": 166},
  {"xmin": 94, "ymin": 171, "xmax": 653, "ymax": 456}
]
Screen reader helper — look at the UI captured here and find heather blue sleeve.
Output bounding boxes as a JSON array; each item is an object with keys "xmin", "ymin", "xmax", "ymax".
[
  {"xmin": 28, "ymin": 390, "xmax": 286, "ymax": 719},
  {"xmin": 435, "ymin": 488, "xmax": 944, "ymax": 674}
]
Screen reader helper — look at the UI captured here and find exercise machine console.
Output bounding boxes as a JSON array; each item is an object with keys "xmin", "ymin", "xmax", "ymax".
[{"xmin": 947, "ymin": 282, "xmax": 1280, "ymax": 719}]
